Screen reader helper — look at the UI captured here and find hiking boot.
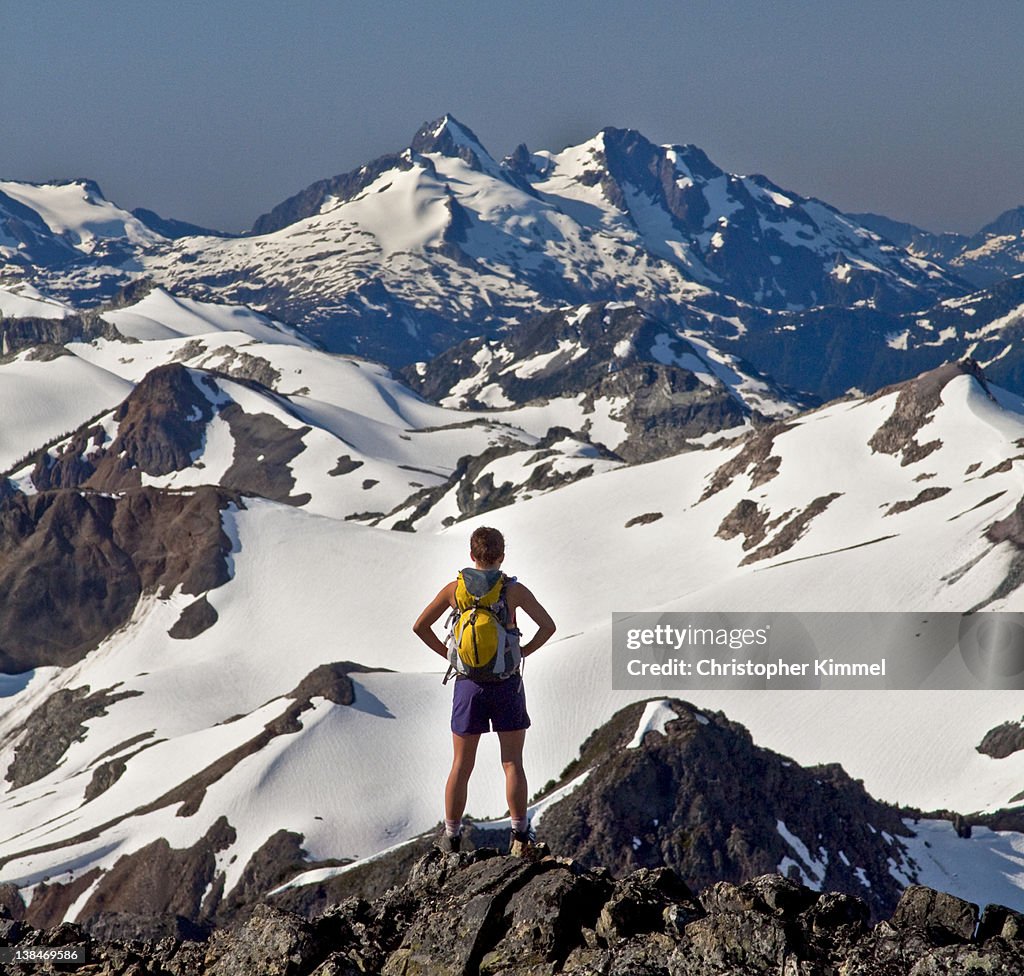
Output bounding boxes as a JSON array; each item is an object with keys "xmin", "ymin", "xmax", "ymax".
[
  {"xmin": 508, "ymin": 827, "xmax": 535, "ymax": 858},
  {"xmin": 438, "ymin": 832, "xmax": 462, "ymax": 853}
]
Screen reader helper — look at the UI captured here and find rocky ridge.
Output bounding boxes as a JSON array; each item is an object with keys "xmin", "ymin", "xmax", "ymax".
[
  {"xmin": 853, "ymin": 206, "xmax": 1024, "ymax": 290},
  {"xmin": 402, "ymin": 302, "xmax": 791, "ymax": 464},
  {"xmin": 1, "ymin": 849, "xmax": 1022, "ymax": 975}
]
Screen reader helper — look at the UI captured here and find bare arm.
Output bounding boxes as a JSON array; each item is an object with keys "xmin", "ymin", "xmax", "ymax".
[
  {"xmin": 413, "ymin": 582, "xmax": 456, "ymax": 659},
  {"xmin": 508, "ymin": 583, "xmax": 556, "ymax": 656}
]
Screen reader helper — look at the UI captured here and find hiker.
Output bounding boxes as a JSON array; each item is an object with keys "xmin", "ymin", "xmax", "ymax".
[{"xmin": 413, "ymin": 526, "xmax": 556, "ymax": 856}]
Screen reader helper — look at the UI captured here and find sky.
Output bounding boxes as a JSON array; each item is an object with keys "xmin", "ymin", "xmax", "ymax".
[{"xmin": 2, "ymin": 0, "xmax": 1022, "ymax": 236}]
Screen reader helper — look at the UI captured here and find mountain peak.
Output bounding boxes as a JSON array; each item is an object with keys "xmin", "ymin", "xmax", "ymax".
[
  {"xmin": 974, "ymin": 205, "xmax": 1024, "ymax": 242},
  {"xmin": 598, "ymin": 125, "xmax": 654, "ymax": 150},
  {"xmin": 410, "ymin": 114, "xmax": 495, "ymax": 168}
]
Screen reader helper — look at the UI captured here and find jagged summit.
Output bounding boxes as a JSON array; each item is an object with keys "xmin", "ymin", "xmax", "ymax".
[{"xmin": 410, "ymin": 113, "xmax": 494, "ymax": 166}]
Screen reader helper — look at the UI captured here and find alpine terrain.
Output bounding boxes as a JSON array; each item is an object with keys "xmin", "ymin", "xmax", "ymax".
[{"xmin": 1, "ymin": 116, "xmax": 1024, "ymax": 969}]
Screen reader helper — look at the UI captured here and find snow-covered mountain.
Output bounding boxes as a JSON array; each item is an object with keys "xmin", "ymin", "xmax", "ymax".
[
  {"xmin": 1, "ymin": 117, "xmax": 966, "ymax": 372},
  {"xmin": 148, "ymin": 116, "xmax": 962, "ymax": 362},
  {"xmin": 1, "ymin": 287, "xmax": 1024, "ymax": 933},
  {"xmin": 0, "ymin": 180, "xmax": 164, "ymax": 295},
  {"xmin": 15, "ymin": 117, "xmax": 1024, "ymax": 413},
  {"xmin": 853, "ymin": 206, "xmax": 1024, "ymax": 290}
]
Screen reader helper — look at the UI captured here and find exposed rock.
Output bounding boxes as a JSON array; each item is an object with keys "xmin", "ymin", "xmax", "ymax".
[
  {"xmin": 405, "ymin": 303, "xmax": 756, "ymax": 463},
  {"xmin": 8, "ymin": 853, "xmax": 1024, "ymax": 976},
  {"xmin": 701, "ymin": 874, "xmax": 820, "ymax": 919},
  {"xmin": 479, "ymin": 861, "xmax": 612, "ymax": 973},
  {"xmin": 6, "ymin": 685, "xmax": 142, "ymax": 788},
  {"xmin": 23, "ymin": 870, "xmax": 102, "ymax": 930},
  {"xmin": 84, "ymin": 756, "xmax": 128, "ymax": 801},
  {"xmin": 624, "ymin": 512, "xmax": 662, "ymax": 528},
  {"xmin": 205, "ymin": 903, "xmax": 324, "ymax": 976},
  {"xmin": 884, "ymin": 486, "xmax": 952, "ymax": 516},
  {"xmin": 269, "ymin": 839, "xmax": 436, "ymax": 920},
  {"xmin": 700, "ymin": 421, "xmax": 791, "ymax": 500},
  {"xmin": 868, "ymin": 359, "xmax": 989, "ymax": 466},
  {"xmin": 168, "ymin": 595, "xmax": 220, "ymax": 639},
  {"xmin": 580, "ymin": 362, "xmax": 750, "ymax": 464},
  {"xmin": 977, "ymin": 719, "xmax": 1024, "ymax": 759},
  {"xmin": 947, "ymin": 490, "xmax": 1006, "ymax": 522},
  {"xmin": 381, "ymin": 853, "xmax": 558, "ymax": 976},
  {"xmin": 532, "ymin": 699, "xmax": 911, "ymax": 921},
  {"xmin": 596, "ymin": 867, "xmax": 702, "ymax": 942},
  {"xmin": 76, "ymin": 818, "xmax": 237, "ymax": 926},
  {"xmin": 0, "ymin": 485, "xmax": 235, "ymax": 671},
  {"xmin": 173, "ymin": 337, "xmax": 210, "ymax": 361},
  {"xmin": 329, "ymin": 455, "xmax": 364, "ymax": 476},
  {"xmin": 200, "ymin": 346, "xmax": 282, "ymax": 389},
  {"xmin": 982, "ymin": 454, "xmax": 1024, "ymax": 477},
  {"xmin": 23, "ymin": 342, "xmax": 70, "ymax": 362},
  {"xmin": 890, "ymin": 885, "xmax": 979, "ymax": 944},
  {"xmin": 88, "ymin": 364, "xmax": 216, "ymax": 488},
  {"xmin": 29, "ymin": 423, "xmax": 106, "ymax": 490},
  {"xmin": 987, "ymin": 494, "xmax": 1024, "ymax": 550},
  {"xmin": 287, "ymin": 662, "xmax": 379, "ymax": 706},
  {"xmin": 716, "ymin": 498, "xmax": 770, "ymax": 549},
  {"xmin": 215, "ymin": 832, "xmax": 331, "ymax": 927},
  {"xmin": 0, "ymin": 883, "xmax": 26, "ymax": 921},
  {"xmin": 979, "ymin": 494, "xmax": 1024, "ymax": 608},
  {"xmin": 98, "ymin": 277, "xmax": 159, "ymax": 309},
  {"xmin": 0, "ymin": 311, "xmax": 129, "ymax": 358},
  {"xmin": 25, "ymin": 362, "xmax": 319, "ymax": 510},
  {"xmin": 385, "ymin": 427, "xmax": 610, "ymax": 530},
  {"xmin": 739, "ymin": 492, "xmax": 842, "ymax": 564},
  {"xmin": 83, "ymin": 910, "xmax": 209, "ymax": 944},
  {"xmin": 977, "ymin": 902, "xmax": 1024, "ymax": 941},
  {"xmin": 219, "ymin": 404, "xmax": 312, "ymax": 506}
]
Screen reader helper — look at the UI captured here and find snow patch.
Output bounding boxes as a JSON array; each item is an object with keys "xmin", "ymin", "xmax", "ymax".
[
  {"xmin": 777, "ymin": 820, "xmax": 826, "ymax": 889},
  {"xmin": 627, "ymin": 700, "xmax": 679, "ymax": 748}
]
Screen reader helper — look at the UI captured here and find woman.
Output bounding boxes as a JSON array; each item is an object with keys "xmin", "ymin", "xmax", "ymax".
[{"xmin": 413, "ymin": 526, "xmax": 556, "ymax": 855}]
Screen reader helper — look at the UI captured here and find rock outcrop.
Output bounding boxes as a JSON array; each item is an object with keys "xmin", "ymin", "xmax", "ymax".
[
  {"xmin": 520, "ymin": 699, "xmax": 912, "ymax": 922},
  {"xmin": 2, "ymin": 850, "xmax": 1021, "ymax": 975},
  {"xmin": 977, "ymin": 719, "xmax": 1024, "ymax": 759},
  {"xmin": 0, "ymin": 485, "xmax": 236, "ymax": 671}
]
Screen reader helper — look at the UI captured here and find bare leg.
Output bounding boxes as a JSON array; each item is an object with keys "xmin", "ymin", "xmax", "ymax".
[
  {"xmin": 497, "ymin": 729, "xmax": 528, "ymax": 820},
  {"xmin": 445, "ymin": 732, "xmax": 481, "ymax": 822}
]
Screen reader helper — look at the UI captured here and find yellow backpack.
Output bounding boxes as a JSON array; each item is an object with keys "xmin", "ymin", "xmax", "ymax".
[{"xmin": 444, "ymin": 568, "xmax": 522, "ymax": 683}]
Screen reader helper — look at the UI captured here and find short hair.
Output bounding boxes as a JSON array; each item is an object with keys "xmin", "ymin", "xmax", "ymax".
[{"xmin": 470, "ymin": 526, "xmax": 505, "ymax": 565}]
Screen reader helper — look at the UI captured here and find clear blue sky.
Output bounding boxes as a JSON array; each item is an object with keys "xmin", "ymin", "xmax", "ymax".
[{"xmin": 2, "ymin": 0, "xmax": 1022, "ymax": 235}]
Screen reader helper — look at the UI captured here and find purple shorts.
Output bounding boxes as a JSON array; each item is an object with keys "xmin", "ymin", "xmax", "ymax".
[{"xmin": 451, "ymin": 674, "xmax": 531, "ymax": 736}]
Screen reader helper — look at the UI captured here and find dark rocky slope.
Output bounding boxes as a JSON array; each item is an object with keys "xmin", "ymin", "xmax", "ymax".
[
  {"xmin": 0, "ymin": 485, "xmax": 235, "ymax": 671},
  {"xmin": 481, "ymin": 699, "xmax": 913, "ymax": 923},
  {"xmin": 2, "ymin": 849, "xmax": 1022, "ymax": 975}
]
